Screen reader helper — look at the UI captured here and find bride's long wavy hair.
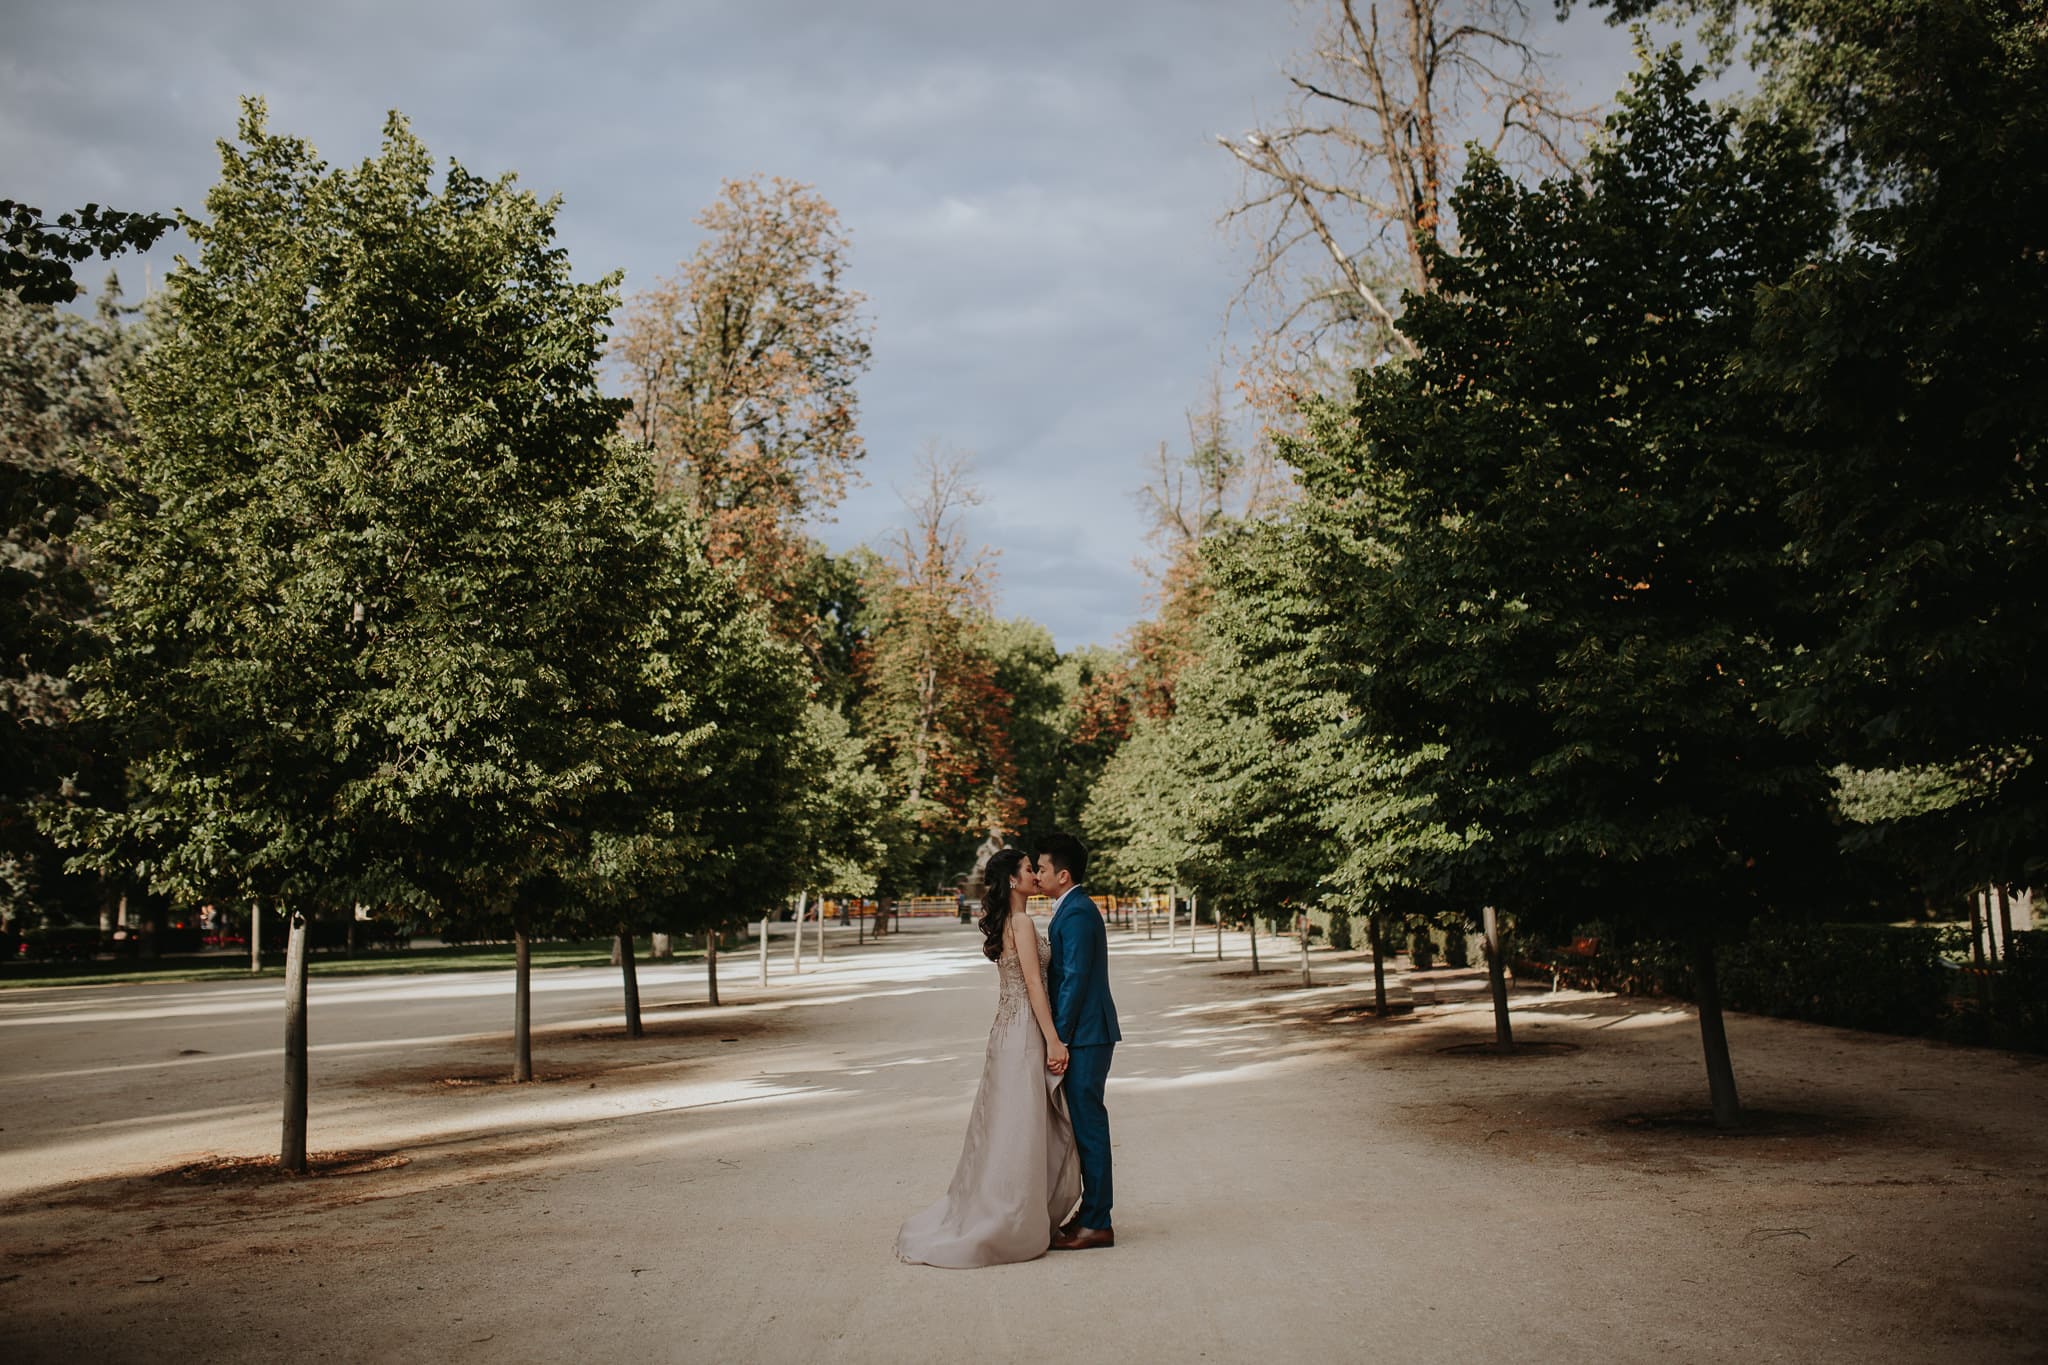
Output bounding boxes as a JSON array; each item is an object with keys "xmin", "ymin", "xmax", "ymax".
[{"xmin": 978, "ymin": 848, "xmax": 1028, "ymax": 963}]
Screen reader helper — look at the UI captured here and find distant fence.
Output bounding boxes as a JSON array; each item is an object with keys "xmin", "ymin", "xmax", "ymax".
[{"xmin": 894, "ymin": 897, "xmax": 965, "ymax": 918}]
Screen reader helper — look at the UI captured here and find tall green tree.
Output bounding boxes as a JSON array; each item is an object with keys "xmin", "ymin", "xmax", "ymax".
[
  {"xmin": 1742, "ymin": 0, "xmax": 2048, "ymax": 897},
  {"xmin": 53, "ymin": 104, "xmax": 678, "ymax": 1135},
  {"xmin": 1206, "ymin": 506, "xmax": 1469, "ymax": 1004},
  {"xmin": 1297, "ymin": 52, "xmax": 1839, "ymax": 1125},
  {"xmin": 1085, "ymin": 711, "xmax": 1189, "ymax": 896},
  {"xmin": 985, "ymin": 617, "xmax": 1069, "ymax": 847},
  {"xmin": 1, "ymin": 282, "xmax": 143, "ymax": 928},
  {"xmin": 575, "ymin": 506, "xmax": 821, "ymax": 1026}
]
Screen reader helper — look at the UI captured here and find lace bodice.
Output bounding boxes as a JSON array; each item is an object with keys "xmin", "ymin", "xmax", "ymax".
[{"xmin": 994, "ymin": 919, "xmax": 1052, "ymax": 1027}]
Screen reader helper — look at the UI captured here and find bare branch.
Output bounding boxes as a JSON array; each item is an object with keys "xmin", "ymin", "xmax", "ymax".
[{"xmin": 1220, "ymin": 0, "xmax": 1594, "ymax": 402}]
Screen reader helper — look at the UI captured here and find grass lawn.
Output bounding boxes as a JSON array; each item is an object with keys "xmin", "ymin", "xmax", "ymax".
[{"xmin": 0, "ymin": 938, "xmax": 711, "ymax": 990}]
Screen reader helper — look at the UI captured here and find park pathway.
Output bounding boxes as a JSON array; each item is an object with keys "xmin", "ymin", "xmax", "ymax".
[{"xmin": 2, "ymin": 918, "xmax": 2044, "ymax": 1362}]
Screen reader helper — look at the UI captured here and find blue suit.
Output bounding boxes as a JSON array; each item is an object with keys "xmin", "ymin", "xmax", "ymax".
[{"xmin": 1047, "ymin": 887, "xmax": 1120, "ymax": 1229}]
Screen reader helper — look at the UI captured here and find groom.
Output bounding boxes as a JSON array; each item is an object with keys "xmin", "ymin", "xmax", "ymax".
[{"xmin": 1037, "ymin": 832, "xmax": 1119, "ymax": 1251}]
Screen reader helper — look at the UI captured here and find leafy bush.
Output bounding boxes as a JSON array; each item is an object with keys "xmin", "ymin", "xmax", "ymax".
[
  {"xmin": 1719, "ymin": 924, "xmax": 1951, "ymax": 1036},
  {"xmin": 18, "ymin": 924, "xmax": 98, "ymax": 960},
  {"xmin": 1984, "ymin": 931, "xmax": 2048, "ymax": 1053},
  {"xmin": 1522, "ymin": 921, "xmax": 2047, "ymax": 1053}
]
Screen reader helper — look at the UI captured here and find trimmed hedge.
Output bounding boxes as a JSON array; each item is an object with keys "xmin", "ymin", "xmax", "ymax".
[{"xmin": 1525, "ymin": 923, "xmax": 2046, "ymax": 1054}]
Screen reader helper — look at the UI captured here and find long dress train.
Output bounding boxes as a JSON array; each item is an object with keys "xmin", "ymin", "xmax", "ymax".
[{"xmin": 896, "ymin": 918, "xmax": 1081, "ymax": 1267}]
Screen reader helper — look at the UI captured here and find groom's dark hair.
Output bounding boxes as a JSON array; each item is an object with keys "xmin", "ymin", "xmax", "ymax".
[{"xmin": 1035, "ymin": 832, "xmax": 1088, "ymax": 886}]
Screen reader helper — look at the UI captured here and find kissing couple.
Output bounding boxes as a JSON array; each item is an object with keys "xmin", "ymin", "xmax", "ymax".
[{"xmin": 896, "ymin": 832, "xmax": 1121, "ymax": 1266}]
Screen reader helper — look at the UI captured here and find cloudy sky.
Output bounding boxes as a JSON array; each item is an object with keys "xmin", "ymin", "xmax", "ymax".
[{"xmin": 4, "ymin": 0, "xmax": 1644, "ymax": 650}]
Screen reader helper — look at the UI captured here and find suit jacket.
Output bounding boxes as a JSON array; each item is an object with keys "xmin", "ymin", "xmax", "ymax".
[{"xmin": 1047, "ymin": 887, "xmax": 1121, "ymax": 1047}]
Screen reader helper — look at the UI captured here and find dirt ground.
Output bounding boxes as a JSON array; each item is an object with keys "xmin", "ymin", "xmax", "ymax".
[{"xmin": 1, "ymin": 921, "xmax": 2043, "ymax": 1363}]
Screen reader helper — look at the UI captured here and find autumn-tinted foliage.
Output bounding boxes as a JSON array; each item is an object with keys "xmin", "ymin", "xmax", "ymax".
[{"xmin": 613, "ymin": 176, "xmax": 871, "ymax": 627}]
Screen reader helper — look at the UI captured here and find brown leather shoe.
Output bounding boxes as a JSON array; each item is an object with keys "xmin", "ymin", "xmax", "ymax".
[{"xmin": 1050, "ymin": 1225, "xmax": 1114, "ymax": 1251}]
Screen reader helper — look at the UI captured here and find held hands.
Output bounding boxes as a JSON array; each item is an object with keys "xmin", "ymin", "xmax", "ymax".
[{"xmin": 1046, "ymin": 1038, "xmax": 1070, "ymax": 1075}]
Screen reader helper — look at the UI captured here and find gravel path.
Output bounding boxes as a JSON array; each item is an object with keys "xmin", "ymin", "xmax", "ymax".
[{"xmin": 2, "ymin": 919, "xmax": 2043, "ymax": 1363}]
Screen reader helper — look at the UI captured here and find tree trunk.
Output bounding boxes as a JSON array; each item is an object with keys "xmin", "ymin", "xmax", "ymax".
[
  {"xmin": 1370, "ymin": 913, "xmax": 1388, "ymax": 1016},
  {"xmin": 1691, "ymin": 935, "xmax": 1741, "ymax": 1130},
  {"xmin": 814, "ymin": 898, "xmax": 825, "ymax": 962},
  {"xmin": 249, "ymin": 900, "xmax": 262, "ymax": 973},
  {"xmin": 1482, "ymin": 905, "xmax": 1514, "ymax": 1052},
  {"xmin": 1299, "ymin": 913, "xmax": 1311, "ymax": 987},
  {"xmin": 707, "ymin": 928, "xmax": 721, "ymax": 1007},
  {"xmin": 618, "ymin": 928, "xmax": 643, "ymax": 1038},
  {"xmin": 1997, "ymin": 885, "xmax": 2015, "ymax": 962},
  {"xmin": 280, "ymin": 910, "xmax": 310, "ymax": 1174},
  {"xmin": 346, "ymin": 910, "xmax": 358, "ymax": 959},
  {"xmin": 792, "ymin": 891, "xmax": 808, "ymax": 973},
  {"xmin": 1969, "ymin": 891, "xmax": 1986, "ymax": 966},
  {"xmin": 1249, "ymin": 914, "xmax": 1261, "ymax": 974},
  {"xmin": 513, "ymin": 924, "xmax": 533, "ymax": 1083}
]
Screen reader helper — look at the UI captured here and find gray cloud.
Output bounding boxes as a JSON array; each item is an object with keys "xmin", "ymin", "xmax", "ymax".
[{"xmin": 3, "ymin": 0, "xmax": 1642, "ymax": 650}]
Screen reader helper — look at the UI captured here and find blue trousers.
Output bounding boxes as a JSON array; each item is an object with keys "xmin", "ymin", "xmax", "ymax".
[{"xmin": 1063, "ymin": 1043, "xmax": 1115, "ymax": 1229}]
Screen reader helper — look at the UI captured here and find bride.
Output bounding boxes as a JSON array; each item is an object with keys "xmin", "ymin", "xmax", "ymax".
[{"xmin": 896, "ymin": 847, "xmax": 1081, "ymax": 1267}]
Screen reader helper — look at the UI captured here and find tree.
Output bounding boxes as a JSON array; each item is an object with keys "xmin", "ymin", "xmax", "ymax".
[
  {"xmin": 1203, "ymin": 500, "xmax": 1471, "ymax": 1015},
  {"xmin": 984, "ymin": 617, "xmax": 1077, "ymax": 848},
  {"xmin": 1295, "ymin": 52, "xmax": 1840, "ymax": 1125},
  {"xmin": 1039, "ymin": 645, "xmax": 1128, "ymax": 841},
  {"xmin": 1219, "ymin": 0, "xmax": 1592, "ymax": 397},
  {"xmin": 1162, "ymin": 615, "xmax": 1326, "ymax": 972},
  {"xmin": 1, "ymin": 282, "xmax": 143, "ymax": 930},
  {"xmin": 576, "ymin": 507, "xmax": 816, "ymax": 1029},
  {"xmin": 788, "ymin": 701, "xmax": 889, "ymax": 900},
  {"xmin": 855, "ymin": 447, "xmax": 1020, "ymax": 890},
  {"xmin": 1735, "ymin": 0, "xmax": 2048, "ymax": 898},
  {"xmin": 787, "ymin": 543, "xmax": 872, "ymax": 713},
  {"xmin": 2, "ymin": 201, "xmax": 174, "ymax": 305},
  {"xmin": 612, "ymin": 176, "xmax": 871, "ymax": 628},
  {"xmin": 53, "ymin": 105, "xmax": 673, "ymax": 1156}
]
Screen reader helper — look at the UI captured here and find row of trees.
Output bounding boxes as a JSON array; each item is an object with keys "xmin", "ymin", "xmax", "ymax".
[
  {"xmin": 1085, "ymin": 0, "xmax": 2042, "ymax": 1128},
  {"xmin": 2, "ymin": 124, "xmax": 1132, "ymax": 969},
  {"xmin": 0, "ymin": 103, "xmax": 1130, "ymax": 1166}
]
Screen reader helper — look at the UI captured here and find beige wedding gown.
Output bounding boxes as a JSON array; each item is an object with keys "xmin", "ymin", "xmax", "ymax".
[{"xmin": 896, "ymin": 918, "xmax": 1082, "ymax": 1267}]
